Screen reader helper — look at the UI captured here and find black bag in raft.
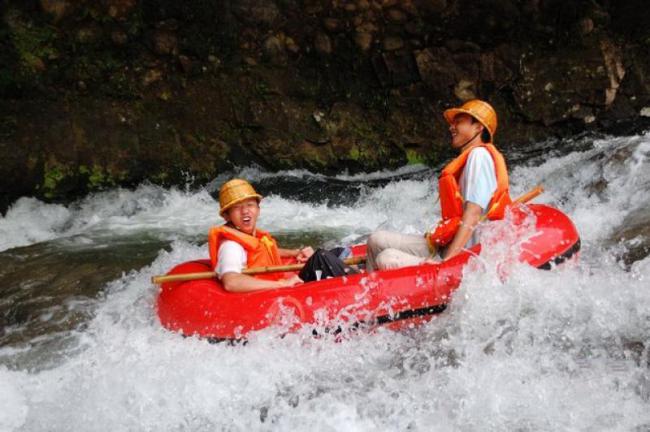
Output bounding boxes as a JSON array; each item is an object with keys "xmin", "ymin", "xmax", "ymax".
[{"xmin": 299, "ymin": 248, "xmax": 349, "ymax": 282}]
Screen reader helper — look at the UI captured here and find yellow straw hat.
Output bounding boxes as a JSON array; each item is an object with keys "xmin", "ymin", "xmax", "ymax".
[
  {"xmin": 443, "ymin": 99, "xmax": 498, "ymax": 140},
  {"xmin": 218, "ymin": 179, "xmax": 262, "ymax": 216}
]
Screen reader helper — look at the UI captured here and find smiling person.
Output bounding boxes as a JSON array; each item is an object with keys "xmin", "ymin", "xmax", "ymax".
[
  {"xmin": 366, "ymin": 99, "xmax": 512, "ymax": 271},
  {"xmin": 208, "ymin": 179, "xmax": 314, "ymax": 292}
]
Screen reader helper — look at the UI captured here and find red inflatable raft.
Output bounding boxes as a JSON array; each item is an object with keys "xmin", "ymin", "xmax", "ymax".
[{"xmin": 156, "ymin": 204, "xmax": 580, "ymax": 341}]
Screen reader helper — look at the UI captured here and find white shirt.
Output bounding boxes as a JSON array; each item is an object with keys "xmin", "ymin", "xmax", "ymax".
[
  {"xmin": 458, "ymin": 147, "xmax": 497, "ymax": 248},
  {"xmin": 215, "ymin": 240, "xmax": 247, "ymax": 277}
]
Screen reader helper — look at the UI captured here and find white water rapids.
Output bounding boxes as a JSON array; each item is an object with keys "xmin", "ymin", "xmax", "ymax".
[{"xmin": 0, "ymin": 134, "xmax": 649, "ymax": 431}]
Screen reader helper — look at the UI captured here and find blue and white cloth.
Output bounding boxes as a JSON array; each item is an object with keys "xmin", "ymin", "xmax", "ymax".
[{"xmin": 457, "ymin": 147, "xmax": 497, "ymax": 248}]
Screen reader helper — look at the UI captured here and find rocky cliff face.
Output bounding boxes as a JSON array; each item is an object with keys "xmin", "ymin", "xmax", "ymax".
[{"xmin": 2, "ymin": 0, "xmax": 650, "ymax": 211}]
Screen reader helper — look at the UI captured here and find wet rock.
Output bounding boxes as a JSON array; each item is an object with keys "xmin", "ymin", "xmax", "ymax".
[
  {"xmin": 603, "ymin": 94, "xmax": 638, "ymax": 122},
  {"xmin": 285, "ymin": 37, "xmax": 300, "ymax": 54},
  {"xmin": 355, "ymin": 32, "xmax": 373, "ymax": 52},
  {"xmin": 177, "ymin": 55, "xmax": 194, "ymax": 74},
  {"xmin": 234, "ymin": 0, "xmax": 281, "ymax": 26},
  {"xmin": 403, "ymin": 21, "xmax": 424, "ymax": 36},
  {"xmin": 579, "ymin": 17, "xmax": 594, "ymax": 35},
  {"xmin": 386, "ymin": 8, "xmax": 407, "ymax": 23},
  {"xmin": 157, "ymin": 87, "xmax": 172, "ymax": 101},
  {"xmin": 111, "ymin": 29, "xmax": 128, "ymax": 46},
  {"xmin": 395, "ymin": 0, "xmax": 415, "ymax": 14},
  {"xmin": 323, "ymin": 18, "xmax": 342, "ymax": 32},
  {"xmin": 373, "ymin": 52, "xmax": 419, "ymax": 86},
  {"xmin": 512, "ymin": 45, "xmax": 612, "ymax": 125},
  {"xmin": 445, "ymin": 39, "xmax": 481, "ymax": 53},
  {"xmin": 314, "ymin": 32, "xmax": 332, "ymax": 55},
  {"xmin": 304, "ymin": 0, "xmax": 324, "ymax": 15},
  {"xmin": 600, "ymin": 38, "xmax": 625, "ymax": 107},
  {"xmin": 568, "ymin": 104, "xmax": 595, "ymax": 123},
  {"xmin": 28, "ymin": 56, "xmax": 46, "ymax": 72},
  {"xmin": 415, "ymin": 47, "xmax": 460, "ymax": 96},
  {"xmin": 452, "ymin": 52, "xmax": 480, "ymax": 81},
  {"xmin": 357, "ymin": 0, "xmax": 370, "ymax": 11},
  {"xmin": 76, "ymin": 26, "xmax": 101, "ymax": 45},
  {"xmin": 142, "ymin": 68, "xmax": 162, "ymax": 86},
  {"xmin": 421, "ymin": 0, "xmax": 447, "ymax": 14},
  {"xmin": 382, "ymin": 36, "xmax": 404, "ymax": 51},
  {"xmin": 356, "ymin": 21, "xmax": 378, "ymax": 34},
  {"xmin": 480, "ymin": 52, "xmax": 496, "ymax": 82},
  {"xmin": 39, "ymin": 0, "xmax": 72, "ymax": 22},
  {"xmin": 454, "ymin": 79, "xmax": 476, "ymax": 101},
  {"xmin": 263, "ymin": 35, "xmax": 287, "ymax": 65},
  {"xmin": 106, "ymin": 0, "xmax": 137, "ymax": 21},
  {"xmin": 152, "ymin": 30, "xmax": 178, "ymax": 56}
]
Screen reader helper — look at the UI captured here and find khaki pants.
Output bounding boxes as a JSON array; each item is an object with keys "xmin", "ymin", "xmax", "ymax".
[{"xmin": 366, "ymin": 230, "xmax": 433, "ymax": 271}]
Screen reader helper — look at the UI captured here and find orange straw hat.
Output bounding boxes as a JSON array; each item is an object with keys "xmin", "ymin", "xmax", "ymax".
[
  {"xmin": 219, "ymin": 179, "xmax": 263, "ymax": 216},
  {"xmin": 443, "ymin": 99, "xmax": 498, "ymax": 140}
]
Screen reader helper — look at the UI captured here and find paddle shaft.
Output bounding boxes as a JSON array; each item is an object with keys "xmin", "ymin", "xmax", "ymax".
[
  {"xmin": 512, "ymin": 184, "xmax": 544, "ymax": 206},
  {"xmin": 151, "ymin": 255, "xmax": 367, "ymax": 284},
  {"xmin": 479, "ymin": 184, "xmax": 544, "ymax": 223}
]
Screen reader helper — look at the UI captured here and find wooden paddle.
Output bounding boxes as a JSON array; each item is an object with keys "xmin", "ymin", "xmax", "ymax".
[
  {"xmin": 151, "ymin": 185, "xmax": 544, "ymax": 285},
  {"xmin": 511, "ymin": 184, "xmax": 544, "ymax": 207},
  {"xmin": 151, "ymin": 255, "xmax": 367, "ymax": 285},
  {"xmin": 480, "ymin": 184, "xmax": 544, "ymax": 222}
]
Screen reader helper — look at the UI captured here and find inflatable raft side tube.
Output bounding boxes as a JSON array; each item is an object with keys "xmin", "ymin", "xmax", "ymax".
[
  {"xmin": 375, "ymin": 304, "xmax": 447, "ymax": 324},
  {"xmin": 199, "ymin": 303, "xmax": 449, "ymax": 344},
  {"xmin": 537, "ymin": 238, "xmax": 581, "ymax": 270}
]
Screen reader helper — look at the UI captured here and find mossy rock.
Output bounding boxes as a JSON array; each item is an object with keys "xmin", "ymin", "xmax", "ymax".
[
  {"xmin": 5, "ymin": 12, "xmax": 58, "ymax": 80},
  {"xmin": 41, "ymin": 162, "xmax": 75, "ymax": 200},
  {"xmin": 78, "ymin": 164, "xmax": 117, "ymax": 191},
  {"xmin": 406, "ymin": 149, "xmax": 426, "ymax": 165}
]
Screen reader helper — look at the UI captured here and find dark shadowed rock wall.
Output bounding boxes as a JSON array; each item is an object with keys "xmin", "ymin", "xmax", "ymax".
[{"xmin": 1, "ymin": 0, "xmax": 650, "ymax": 211}]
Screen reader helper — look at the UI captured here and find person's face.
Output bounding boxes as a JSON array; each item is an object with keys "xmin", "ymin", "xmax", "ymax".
[
  {"xmin": 224, "ymin": 198, "xmax": 260, "ymax": 235},
  {"xmin": 449, "ymin": 113, "xmax": 484, "ymax": 150}
]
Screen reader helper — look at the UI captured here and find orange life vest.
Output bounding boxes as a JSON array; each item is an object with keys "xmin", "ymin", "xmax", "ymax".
[
  {"xmin": 426, "ymin": 143, "xmax": 511, "ymax": 249},
  {"xmin": 208, "ymin": 225, "xmax": 283, "ymax": 281}
]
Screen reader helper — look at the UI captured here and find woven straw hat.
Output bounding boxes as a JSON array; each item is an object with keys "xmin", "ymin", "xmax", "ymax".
[
  {"xmin": 443, "ymin": 99, "xmax": 498, "ymax": 139},
  {"xmin": 219, "ymin": 179, "xmax": 262, "ymax": 216}
]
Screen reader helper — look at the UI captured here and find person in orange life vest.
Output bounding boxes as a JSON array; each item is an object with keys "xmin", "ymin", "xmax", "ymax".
[
  {"xmin": 208, "ymin": 179, "xmax": 314, "ymax": 292},
  {"xmin": 366, "ymin": 99, "xmax": 511, "ymax": 271}
]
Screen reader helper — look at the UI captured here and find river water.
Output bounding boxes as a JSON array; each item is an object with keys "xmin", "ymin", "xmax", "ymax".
[{"xmin": 1, "ymin": 134, "xmax": 649, "ymax": 431}]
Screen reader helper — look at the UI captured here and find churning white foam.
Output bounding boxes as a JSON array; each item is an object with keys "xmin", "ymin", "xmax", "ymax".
[
  {"xmin": 0, "ymin": 167, "xmax": 435, "ymax": 253},
  {"xmin": 0, "ymin": 185, "xmax": 217, "ymax": 252},
  {"xmin": 0, "ymin": 367, "xmax": 29, "ymax": 431},
  {"xmin": 0, "ymin": 198, "xmax": 72, "ymax": 251}
]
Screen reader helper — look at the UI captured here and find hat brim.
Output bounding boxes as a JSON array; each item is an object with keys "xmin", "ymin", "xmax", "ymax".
[
  {"xmin": 444, "ymin": 108, "xmax": 475, "ymax": 124},
  {"xmin": 443, "ymin": 108, "xmax": 491, "ymax": 137},
  {"xmin": 219, "ymin": 194, "xmax": 263, "ymax": 216}
]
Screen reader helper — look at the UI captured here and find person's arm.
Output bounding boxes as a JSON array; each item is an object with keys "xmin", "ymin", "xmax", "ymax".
[
  {"xmin": 221, "ymin": 272, "xmax": 303, "ymax": 293},
  {"xmin": 217, "ymin": 241, "xmax": 303, "ymax": 292},
  {"xmin": 442, "ymin": 201, "xmax": 482, "ymax": 260},
  {"xmin": 442, "ymin": 148, "xmax": 497, "ymax": 261},
  {"xmin": 278, "ymin": 246, "xmax": 314, "ymax": 263},
  {"xmin": 279, "ymin": 248, "xmax": 298, "ymax": 257}
]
